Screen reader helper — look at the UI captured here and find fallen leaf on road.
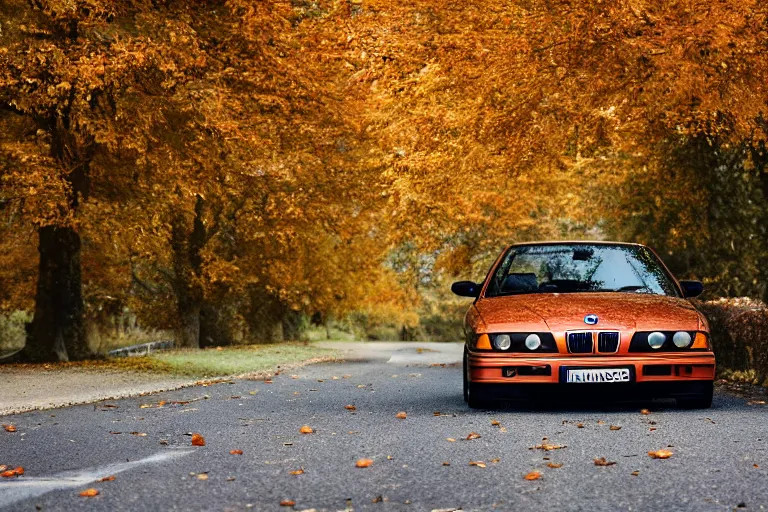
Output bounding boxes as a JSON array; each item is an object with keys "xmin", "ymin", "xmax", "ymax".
[
  {"xmin": 547, "ymin": 463, "xmax": 563, "ymax": 468},
  {"xmin": 191, "ymin": 433, "xmax": 206, "ymax": 446},
  {"xmin": 469, "ymin": 461, "xmax": 486, "ymax": 468},
  {"xmin": 594, "ymin": 457, "xmax": 616, "ymax": 466},
  {"xmin": 466, "ymin": 432, "xmax": 481, "ymax": 440},
  {"xmin": 291, "ymin": 375, "xmax": 299, "ymax": 379},
  {"xmin": 97, "ymin": 476, "xmax": 115, "ymax": 482},
  {"xmin": 130, "ymin": 432, "xmax": 147, "ymax": 437},
  {"xmin": 290, "ymin": 469, "xmax": 304, "ymax": 475},
  {"xmin": 610, "ymin": 426, "xmax": 622, "ymax": 431},
  {"xmin": 197, "ymin": 474, "xmax": 208, "ymax": 480},
  {"xmin": 524, "ymin": 471, "xmax": 541, "ymax": 480},
  {"xmin": 491, "ymin": 458, "xmax": 500, "ymax": 464},
  {"xmin": 531, "ymin": 443, "xmax": 566, "ymax": 451},
  {"xmin": 387, "ymin": 455, "xmax": 394, "ymax": 460},
  {"xmin": 79, "ymin": 489, "xmax": 99, "ymax": 497},
  {"xmin": 1, "ymin": 467, "xmax": 23, "ymax": 478},
  {"xmin": 396, "ymin": 412, "xmax": 407, "ymax": 419},
  {"xmin": 754, "ymin": 464, "xmax": 759, "ymax": 468},
  {"xmin": 631, "ymin": 470, "xmax": 640, "ymax": 476},
  {"xmin": 343, "ymin": 374, "xmax": 352, "ymax": 379},
  {"xmin": 597, "ymin": 420, "xmax": 606, "ymax": 425},
  {"xmin": 230, "ymin": 450, "xmax": 243, "ymax": 455},
  {"xmin": 345, "ymin": 405, "xmax": 356, "ymax": 411},
  {"xmin": 3, "ymin": 425, "xmax": 17, "ymax": 433},
  {"xmin": 446, "ymin": 438, "xmax": 456, "ymax": 442},
  {"xmin": 576, "ymin": 423, "xmax": 584, "ymax": 428},
  {"xmin": 649, "ymin": 427, "xmax": 657, "ymax": 431},
  {"xmin": 356, "ymin": 458, "xmax": 373, "ymax": 468},
  {"xmin": 705, "ymin": 418, "xmax": 716, "ymax": 424},
  {"xmin": 280, "ymin": 500, "xmax": 295, "ymax": 507},
  {"xmin": 299, "ymin": 425, "xmax": 314, "ymax": 434},
  {"xmin": 443, "ymin": 462, "xmax": 450, "ymax": 466},
  {"xmin": 491, "ymin": 420, "xmax": 500, "ymax": 426},
  {"xmin": 249, "ymin": 391, "xmax": 258, "ymax": 395},
  {"xmin": 499, "ymin": 426, "xmax": 507, "ymax": 432},
  {"xmin": 640, "ymin": 409, "xmax": 651, "ymax": 415},
  {"xmin": 264, "ymin": 380, "xmax": 273, "ymax": 384},
  {"xmin": 357, "ymin": 384, "xmax": 366, "ymax": 388},
  {"xmin": 648, "ymin": 449, "xmax": 673, "ymax": 459}
]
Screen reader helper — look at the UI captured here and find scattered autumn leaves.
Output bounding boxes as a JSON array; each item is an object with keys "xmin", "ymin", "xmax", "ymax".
[
  {"xmin": 0, "ymin": 466, "xmax": 24, "ymax": 478},
  {"xmin": 191, "ymin": 433, "xmax": 206, "ymax": 446}
]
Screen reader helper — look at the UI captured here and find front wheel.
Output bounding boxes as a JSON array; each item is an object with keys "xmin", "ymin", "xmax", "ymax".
[
  {"xmin": 464, "ymin": 355, "xmax": 494, "ymax": 408},
  {"xmin": 467, "ymin": 382, "xmax": 493, "ymax": 409},
  {"xmin": 463, "ymin": 351, "xmax": 469, "ymax": 402},
  {"xmin": 676, "ymin": 381, "xmax": 714, "ymax": 409}
]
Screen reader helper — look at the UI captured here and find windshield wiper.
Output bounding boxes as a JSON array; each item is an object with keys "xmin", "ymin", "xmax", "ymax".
[{"xmin": 613, "ymin": 285, "xmax": 648, "ymax": 292}]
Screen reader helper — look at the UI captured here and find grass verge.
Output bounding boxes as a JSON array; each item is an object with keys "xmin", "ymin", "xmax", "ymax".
[
  {"xmin": 1, "ymin": 343, "xmax": 341, "ymax": 379},
  {"xmin": 147, "ymin": 343, "xmax": 340, "ymax": 377}
]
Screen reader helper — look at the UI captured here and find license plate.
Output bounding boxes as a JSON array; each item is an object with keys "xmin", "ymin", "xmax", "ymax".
[{"xmin": 566, "ymin": 368, "xmax": 631, "ymax": 383}]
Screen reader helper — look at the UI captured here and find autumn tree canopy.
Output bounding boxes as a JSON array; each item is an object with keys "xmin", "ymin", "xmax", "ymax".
[{"xmin": 1, "ymin": 0, "xmax": 766, "ymax": 361}]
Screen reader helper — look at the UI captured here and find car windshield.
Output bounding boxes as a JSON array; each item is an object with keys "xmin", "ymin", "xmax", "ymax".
[{"xmin": 485, "ymin": 244, "xmax": 680, "ymax": 297}]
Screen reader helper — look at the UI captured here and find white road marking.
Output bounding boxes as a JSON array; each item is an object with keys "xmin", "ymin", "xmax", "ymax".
[{"xmin": 0, "ymin": 450, "xmax": 193, "ymax": 508}]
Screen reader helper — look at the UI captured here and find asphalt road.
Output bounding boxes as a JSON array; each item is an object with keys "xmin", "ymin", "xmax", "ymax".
[{"xmin": 1, "ymin": 343, "xmax": 767, "ymax": 512}]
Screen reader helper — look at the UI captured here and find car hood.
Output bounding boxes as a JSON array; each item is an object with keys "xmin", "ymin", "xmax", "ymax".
[{"xmin": 474, "ymin": 292, "xmax": 701, "ymax": 332}]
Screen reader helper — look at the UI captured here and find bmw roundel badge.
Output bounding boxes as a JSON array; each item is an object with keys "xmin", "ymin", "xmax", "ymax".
[{"xmin": 584, "ymin": 314, "xmax": 599, "ymax": 325}]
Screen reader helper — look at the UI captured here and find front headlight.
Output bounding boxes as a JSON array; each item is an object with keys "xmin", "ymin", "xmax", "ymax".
[
  {"xmin": 648, "ymin": 332, "xmax": 666, "ymax": 349},
  {"xmin": 525, "ymin": 334, "xmax": 542, "ymax": 351},
  {"xmin": 672, "ymin": 331, "xmax": 692, "ymax": 348},
  {"xmin": 493, "ymin": 334, "xmax": 512, "ymax": 351}
]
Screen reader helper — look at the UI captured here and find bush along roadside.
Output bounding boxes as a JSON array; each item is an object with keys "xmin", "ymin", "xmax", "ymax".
[{"xmin": 697, "ymin": 298, "xmax": 768, "ymax": 386}]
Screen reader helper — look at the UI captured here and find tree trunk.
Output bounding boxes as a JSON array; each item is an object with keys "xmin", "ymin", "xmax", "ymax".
[
  {"xmin": 281, "ymin": 309, "xmax": 303, "ymax": 341},
  {"xmin": 199, "ymin": 301, "xmax": 236, "ymax": 348},
  {"xmin": 176, "ymin": 299, "xmax": 201, "ymax": 349},
  {"xmin": 170, "ymin": 194, "xmax": 206, "ymax": 349},
  {"xmin": 23, "ymin": 225, "xmax": 89, "ymax": 362}
]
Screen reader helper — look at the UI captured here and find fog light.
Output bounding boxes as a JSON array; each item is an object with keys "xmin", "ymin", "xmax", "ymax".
[
  {"xmin": 648, "ymin": 332, "xmax": 666, "ymax": 349},
  {"xmin": 672, "ymin": 331, "xmax": 692, "ymax": 348},
  {"xmin": 525, "ymin": 334, "xmax": 542, "ymax": 351},
  {"xmin": 493, "ymin": 334, "xmax": 512, "ymax": 351}
]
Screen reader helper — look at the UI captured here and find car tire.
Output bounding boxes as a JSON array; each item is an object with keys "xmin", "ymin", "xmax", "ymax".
[
  {"xmin": 464, "ymin": 350, "xmax": 496, "ymax": 408},
  {"xmin": 676, "ymin": 382, "xmax": 714, "ymax": 409},
  {"xmin": 463, "ymin": 352, "xmax": 469, "ymax": 403},
  {"xmin": 467, "ymin": 382, "xmax": 494, "ymax": 409}
]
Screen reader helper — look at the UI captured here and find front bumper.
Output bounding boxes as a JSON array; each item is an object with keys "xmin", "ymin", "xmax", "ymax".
[{"xmin": 467, "ymin": 351, "xmax": 716, "ymax": 385}]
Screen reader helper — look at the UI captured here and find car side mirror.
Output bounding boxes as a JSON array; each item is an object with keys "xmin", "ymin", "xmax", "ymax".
[
  {"xmin": 451, "ymin": 281, "xmax": 480, "ymax": 298},
  {"xmin": 679, "ymin": 280, "xmax": 704, "ymax": 298}
]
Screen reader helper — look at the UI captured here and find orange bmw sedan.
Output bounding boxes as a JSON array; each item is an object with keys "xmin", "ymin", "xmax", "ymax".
[{"xmin": 453, "ymin": 242, "xmax": 715, "ymax": 409}]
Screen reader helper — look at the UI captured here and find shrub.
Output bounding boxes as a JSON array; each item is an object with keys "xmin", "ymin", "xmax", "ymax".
[
  {"xmin": 697, "ymin": 298, "xmax": 768, "ymax": 386},
  {"xmin": 0, "ymin": 310, "xmax": 32, "ymax": 352}
]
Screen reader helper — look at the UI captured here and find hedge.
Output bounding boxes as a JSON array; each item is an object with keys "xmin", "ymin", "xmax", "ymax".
[{"xmin": 696, "ymin": 298, "xmax": 768, "ymax": 386}]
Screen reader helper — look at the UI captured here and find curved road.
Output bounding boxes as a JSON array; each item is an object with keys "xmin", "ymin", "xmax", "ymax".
[{"xmin": 1, "ymin": 342, "xmax": 766, "ymax": 511}]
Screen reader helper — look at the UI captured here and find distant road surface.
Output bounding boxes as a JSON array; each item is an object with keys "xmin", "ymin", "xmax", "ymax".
[{"xmin": 1, "ymin": 342, "xmax": 767, "ymax": 511}]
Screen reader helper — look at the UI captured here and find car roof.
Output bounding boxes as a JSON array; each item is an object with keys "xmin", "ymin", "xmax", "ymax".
[{"xmin": 507, "ymin": 240, "xmax": 647, "ymax": 248}]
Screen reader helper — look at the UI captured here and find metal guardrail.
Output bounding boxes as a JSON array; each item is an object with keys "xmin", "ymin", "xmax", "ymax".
[{"xmin": 108, "ymin": 340, "xmax": 175, "ymax": 357}]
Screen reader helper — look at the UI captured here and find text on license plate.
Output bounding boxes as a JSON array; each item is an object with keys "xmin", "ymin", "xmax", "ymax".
[{"xmin": 566, "ymin": 368, "xmax": 631, "ymax": 383}]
